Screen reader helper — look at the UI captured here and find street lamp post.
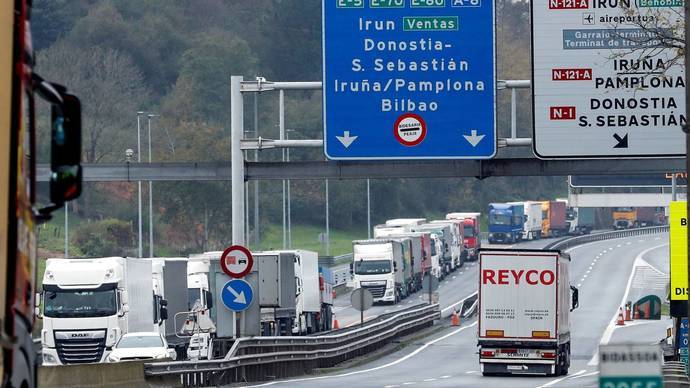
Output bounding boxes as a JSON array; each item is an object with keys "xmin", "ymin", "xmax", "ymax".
[
  {"xmin": 147, "ymin": 114, "xmax": 158, "ymax": 258},
  {"xmin": 136, "ymin": 111, "xmax": 144, "ymax": 258}
]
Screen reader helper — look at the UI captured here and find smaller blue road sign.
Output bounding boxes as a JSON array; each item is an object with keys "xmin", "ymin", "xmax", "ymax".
[{"xmin": 221, "ymin": 279, "xmax": 254, "ymax": 312}]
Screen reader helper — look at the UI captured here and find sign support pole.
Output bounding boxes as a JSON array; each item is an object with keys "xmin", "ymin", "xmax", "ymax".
[
  {"xmin": 231, "ymin": 76, "xmax": 245, "ymax": 247},
  {"xmin": 360, "ymin": 288, "xmax": 364, "ymax": 326}
]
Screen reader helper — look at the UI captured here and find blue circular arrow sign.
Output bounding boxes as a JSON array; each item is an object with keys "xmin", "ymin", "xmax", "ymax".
[{"xmin": 221, "ymin": 279, "xmax": 254, "ymax": 312}]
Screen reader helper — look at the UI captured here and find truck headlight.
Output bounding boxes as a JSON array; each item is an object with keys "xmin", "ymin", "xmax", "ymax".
[
  {"xmin": 489, "ymin": 233, "xmax": 494, "ymax": 238},
  {"xmin": 107, "ymin": 328, "xmax": 119, "ymax": 346},
  {"xmin": 42, "ymin": 352, "xmax": 57, "ymax": 364}
]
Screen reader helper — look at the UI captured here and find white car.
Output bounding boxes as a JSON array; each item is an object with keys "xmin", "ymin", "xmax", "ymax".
[{"xmin": 107, "ymin": 332, "xmax": 176, "ymax": 362}]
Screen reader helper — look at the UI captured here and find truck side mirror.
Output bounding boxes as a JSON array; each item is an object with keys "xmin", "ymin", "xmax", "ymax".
[
  {"xmin": 34, "ymin": 307, "xmax": 42, "ymax": 320},
  {"xmin": 35, "ymin": 292, "xmax": 41, "ymax": 307},
  {"xmin": 349, "ymin": 262, "xmax": 354, "ymax": 275},
  {"xmin": 393, "ymin": 262, "xmax": 398, "ymax": 271},
  {"xmin": 570, "ymin": 286, "xmax": 579, "ymax": 311},
  {"xmin": 160, "ymin": 307, "xmax": 168, "ymax": 321},
  {"xmin": 49, "ymin": 93, "xmax": 82, "ymax": 205},
  {"xmin": 160, "ymin": 299, "xmax": 168, "ymax": 307}
]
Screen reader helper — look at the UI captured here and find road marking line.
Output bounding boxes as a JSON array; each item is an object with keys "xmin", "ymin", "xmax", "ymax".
[
  {"xmin": 423, "ymin": 378, "xmax": 437, "ymax": 382},
  {"xmin": 577, "ymin": 283, "xmax": 581, "ymax": 287},
  {"xmin": 588, "ymin": 266, "xmax": 593, "ymax": 270},
  {"xmin": 402, "ymin": 382, "xmax": 416, "ymax": 385},
  {"xmin": 570, "ymin": 371, "xmax": 599, "ymax": 380},
  {"xmin": 583, "ymin": 274, "xmax": 588, "ymax": 278},
  {"xmin": 453, "ymin": 276, "xmax": 457, "ymax": 279},
  {"xmin": 250, "ymin": 323, "xmax": 477, "ymax": 386},
  {"xmin": 617, "ymin": 244, "xmax": 621, "ymax": 248},
  {"xmin": 439, "ymin": 375, "xmax": 452, "ymax": 379},
  {"xmin": 536, "ymin": 369, "xmax": 586, "ymax": 388},
  {"xmin": 588, "ymin": 242, "xmax": 669, "ymax": 366},
  {"xmin": 465, "ymin": 371, "xmax": 479, "ymax": 374},
  {"xmin": 384, "ymin": 386, "xmax": 400, "ymax": 388}
]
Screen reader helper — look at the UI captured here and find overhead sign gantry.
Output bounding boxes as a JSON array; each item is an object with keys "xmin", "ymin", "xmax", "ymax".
[
  {"xmin": 322, "ymin": 0, "xmax": 496, "ymax": 160},
  {"xmin": 531, "ymin": 0, "xmax": 685, "ymax": 158}
]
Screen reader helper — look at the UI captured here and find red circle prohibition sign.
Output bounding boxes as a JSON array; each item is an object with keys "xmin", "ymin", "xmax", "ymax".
[{"xmin": 220, "ymin": 245, "xmax": 254, "ymax": 278}]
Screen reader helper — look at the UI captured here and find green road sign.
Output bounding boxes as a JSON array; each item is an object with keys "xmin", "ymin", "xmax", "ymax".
[{"xmin": 599, "ymin": 344, "xmax": 663, "ymax": 388}]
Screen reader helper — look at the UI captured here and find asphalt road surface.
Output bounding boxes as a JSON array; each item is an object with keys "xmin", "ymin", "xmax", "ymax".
[
  {"xmin": 333, "ymin": 237, "xmax": 561, "ymax": 327},
  {"xmin": 247, "ymin": 232, "xmax": 671, "ymax": 388}
]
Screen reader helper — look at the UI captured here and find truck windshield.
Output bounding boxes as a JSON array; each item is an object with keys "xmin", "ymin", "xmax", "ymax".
[
  {"xmin": 188, "ymin": 288, "xmax": 201, "ymax": 310},
  {"xmin": 354, "ymin": 260, "xmax": 391, "ymax": 274},
  {"xmin": 43, "ymin": 286, "xmax": 117, "ymax": 318},
  {"xmin": 463, "ymin": 225, "xmax": 474, "ymax": 236},
  {"xmin": 489, "ymin": 213, "xmax": 511, "ymax": 225}
]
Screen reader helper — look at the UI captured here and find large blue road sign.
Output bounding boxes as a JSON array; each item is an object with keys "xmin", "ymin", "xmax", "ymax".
[
  {"xmin": 221, "ymin": 279, "xmax": 254, "ymax": 312},
  {"xmin": 323, "ymin": 0, "xmax": 496, "ymax": 160}
]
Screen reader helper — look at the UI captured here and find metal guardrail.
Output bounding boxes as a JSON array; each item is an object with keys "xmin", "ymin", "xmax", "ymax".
[
  {"xmin": 664, "ymin": 361, "xmax": 690, "ymax": 387},
  {"xmin": 441, "ymin": 291, "xmax": 479, "ymax": 319},
  {"xmin": 544, "ymin": 226, "xmax": 669, "ymax": 251},
  {"xmin": 144, "ymin": 303, "xmax": 440, "ymax": 386}
]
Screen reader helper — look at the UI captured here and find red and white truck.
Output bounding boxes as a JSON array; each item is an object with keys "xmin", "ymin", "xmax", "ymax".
[
  {"xmin": 446, "ymin": 212, "xmax": 481, "ymax": 261},
  {"xmin": 478, "ymin": 249, "xmax": 579, "ymax": 376}
]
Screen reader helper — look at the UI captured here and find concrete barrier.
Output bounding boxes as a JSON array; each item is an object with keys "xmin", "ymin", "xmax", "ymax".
[{"xmin": 39, "ymin": 360, "xmax": 173, "ymax": 388}]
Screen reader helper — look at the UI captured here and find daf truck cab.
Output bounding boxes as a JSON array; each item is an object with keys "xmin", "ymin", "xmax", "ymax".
[
  {"xmin": 352, "ymin": 239, "xmax": 406, "ymax": 304},
  {"xmin": 39, "ymin": 257, "xmax": 156, "ymax": 365}
]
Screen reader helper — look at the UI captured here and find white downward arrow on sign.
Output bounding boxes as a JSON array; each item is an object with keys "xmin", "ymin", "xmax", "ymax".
[
  {"xmin": 226, "ymin": 285, "xmax": 247, "ymax": 304},
  {"xmin": 463, "ymin": 130, "xmax": 485, "ymax": 147},
  {"xmin": 336, "ymin": 131, "xmax": 358, "ymax": 148}
]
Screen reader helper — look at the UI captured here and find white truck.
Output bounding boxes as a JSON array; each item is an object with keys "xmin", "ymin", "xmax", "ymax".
[
  {"xmin": 410, "ymin": 223, "xmax": 456, "ymax": 275},
  {"xmin": 351, "ymin": 239, "xmax": 407, "ymax": 304},
  {"xmin": 430, "ymin": 219, "xmax": 467, "ymax": 267},
  {"xmin": 38, "ymin": 257, "xmax": 158, "ymax": 365},
  {"xmin": 258, "ymin": 250, "xmax": 334, "ymax": 335},
  {"xmin": 508, "ymin": 201, "xmax": 543, "ymax": 240},
  {"xmin": 183, "ymin": 253, "xmax": 216, "ymax": 360},
  {"xmin": 478, "ymin": 249, "xmax": 579, "ymax": 376},
  {"xmin": 385, "ymin": 218, "xmax": 427, "ymax": 228},
  {"xmin": 373, "ymin": 224, "xmax": 405, "ymax": 238},
  {"xmin": 290, "ymin": 250, "xmax": 334, "ymax": 334}
]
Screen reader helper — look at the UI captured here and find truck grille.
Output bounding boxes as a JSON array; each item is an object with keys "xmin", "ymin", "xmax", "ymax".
[
  {"xmin": 362, "ymin": 285, "xmax": 386, "ymax": 298},
  {"xmin": 54, "ymin": 330, "xmax": 106, "ymax": 364}
]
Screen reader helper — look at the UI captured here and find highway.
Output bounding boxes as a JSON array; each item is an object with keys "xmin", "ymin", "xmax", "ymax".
[
  {"xmin": 246, "ymin": 232, "xmax": 671, "ymax": 388},
  {"xmin": 332, "ymin": 237, "xmax": 562, "ymax": 328}
]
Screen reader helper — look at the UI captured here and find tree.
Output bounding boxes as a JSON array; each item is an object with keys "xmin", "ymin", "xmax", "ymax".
[
  {"xmin": 37, "ymin": 41, "xmax": 150, "ymax": 163},
  {"xmin": 163, "ymin": 30, "xmax": 258, "ymax": 124},
  {"xmin": 73, "ymin": 219, "xmax": 135, "ymax": 256}
]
